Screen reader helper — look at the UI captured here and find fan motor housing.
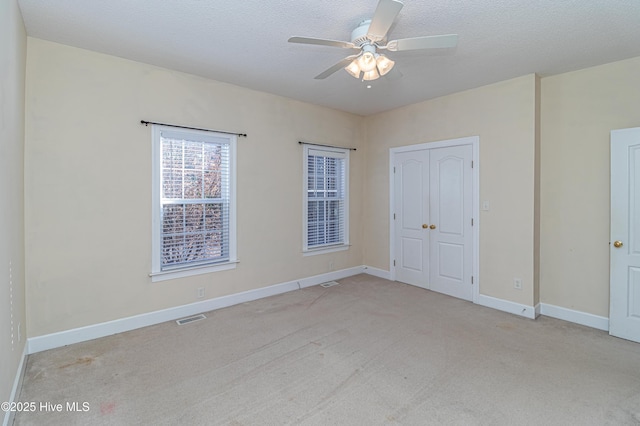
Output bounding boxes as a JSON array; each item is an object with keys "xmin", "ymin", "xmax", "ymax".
[{"xmin": 351, "ymin": 19, "xmax": 377, "ymax": 46}]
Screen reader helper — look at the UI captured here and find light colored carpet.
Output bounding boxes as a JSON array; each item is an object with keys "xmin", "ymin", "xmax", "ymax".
[{"xmin": 14, "ymin": 274, "xmax": 640, "ymax": 425}]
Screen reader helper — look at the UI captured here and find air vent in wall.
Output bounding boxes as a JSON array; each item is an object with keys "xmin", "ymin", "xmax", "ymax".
[{"xmin": 320, "ymin": 281, "xmax": 340, "ymax": 288}]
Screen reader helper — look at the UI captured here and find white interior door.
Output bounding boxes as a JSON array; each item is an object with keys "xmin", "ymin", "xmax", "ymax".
[
  {"xmin": 394, "ymin": 150, "xmax": 430, "ymax": 288},
  {"xmin": 610, "ymin": 127, "xmax": 640, "ymax": 343},
  {"xmin": 392, "ymin": 143, "xmax": 474, "ymax": 301},
  {"xmin": 429, "ymin": 145, "xmax": 473, "ymax": 301}
]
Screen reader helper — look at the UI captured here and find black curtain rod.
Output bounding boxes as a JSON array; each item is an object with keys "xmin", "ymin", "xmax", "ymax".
[
  {"xmin": 298, "ymin": 141, "xmax": 356, "ymax": 151},
  {"xmin": 140, "ymin": 120, "xmax": 247, "ymax": 137}
]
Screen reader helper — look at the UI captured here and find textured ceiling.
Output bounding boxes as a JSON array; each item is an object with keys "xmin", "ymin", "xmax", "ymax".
[{"xmin": 17, "ymin": 0, "xmax": 640, "ymax": 116}]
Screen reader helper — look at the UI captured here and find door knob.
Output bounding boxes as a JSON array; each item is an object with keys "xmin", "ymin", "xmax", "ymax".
[
  {"xmin": 430, "ymin": 224, "xmax": 436, "ymax": 229},
  {"xmin": 613, "ymin": 241, "xmax": 623, "ymax": 248},
  {"xmin": 422, "ymin": 224, "xmax": 428, "ymax": 229}
]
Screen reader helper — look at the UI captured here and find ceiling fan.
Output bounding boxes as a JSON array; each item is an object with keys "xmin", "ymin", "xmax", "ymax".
[{"xmin": 288, "ymin": 0, "xmax": 458, "ymax": 81}]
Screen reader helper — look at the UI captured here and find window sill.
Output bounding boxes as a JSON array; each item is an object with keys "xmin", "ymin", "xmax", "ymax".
[
  {"xmin": 150, "ymin": 260, "xmax": 238, "ymax": 282},
  {"xmin": 303, "ymin": 244, "xmax": 350, "ymax": 256}
]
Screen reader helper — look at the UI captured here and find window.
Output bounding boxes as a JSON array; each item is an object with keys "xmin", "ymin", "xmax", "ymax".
[
  {"xmin": 151, "ymin": 125, "xmax": 236, "ymax": 281},
  {"xmin": 303, "ymin": 144, "xmax": 349, "ymax": 254}
]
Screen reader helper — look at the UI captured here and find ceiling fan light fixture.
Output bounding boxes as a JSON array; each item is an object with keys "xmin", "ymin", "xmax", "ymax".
[
  {"xmin": 362, "ymin": 68, "xmax": 380, "ymax": 81},
  {"xmin": 288, "ymin": 0, "xmax": 459, "ymax": 81},
  {"xmin": 358, "ymin": 51, "xmax": 377, "ymax": 72},
  {"xmin": 345, "ymin": 59, "xmax": 361, "ymax": 78},
  {"xmin": 376, "ymin": 54, "xmax": 395, "ymax": 76}
]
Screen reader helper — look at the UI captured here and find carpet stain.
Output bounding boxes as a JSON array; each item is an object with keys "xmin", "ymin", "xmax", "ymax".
[
  {"xmin": 496, "ymin": 323, "xmax": 514, "ymax": 331},
  {"xmin": 100, "ymin": 401, "xmax": 116, "ymax": 415},
  {"xmin": 58, "ymin": 356, "xmax": 94, "ymax": 369}
]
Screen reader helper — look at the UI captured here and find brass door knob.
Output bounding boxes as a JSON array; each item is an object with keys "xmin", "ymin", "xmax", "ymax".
[
  {"xmin": 422, "ymin": 224, "xmax": 428, "ymax": 229},
  {"xmin": 613, "ymin": 241, "xmax": 623, "ymax": 248},
  {"xmin": 430, "ymin": 224, "xmax": 436, "ymax": 229}
]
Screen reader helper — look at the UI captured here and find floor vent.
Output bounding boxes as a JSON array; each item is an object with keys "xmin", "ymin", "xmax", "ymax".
[
  {"xmin": 176, "ymin": 314, "xmax": 206, "ymax": 325},
  {"xmin": 320, "ymin": 281, "xmax": 340, "ymax": 288}
]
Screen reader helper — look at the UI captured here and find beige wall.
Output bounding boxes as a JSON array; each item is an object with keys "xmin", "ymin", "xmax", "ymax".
[
  {"xmin": 362, "ymin": 75, "xmax": 539, "ymax": 306},
  {"xmin": 540, "ymin": 56, "xmax": 640, "ymax": 317},
  {"xmin": 21, "ymin": 32, "xmax": 640, "ymax": 340},
  {"xmin": 0, "ymin": 0, "xmax": 27, "ymax": 410},
  {"xmin": 24, "ymin": 39, "xmax": 364, "ymax": 337}
]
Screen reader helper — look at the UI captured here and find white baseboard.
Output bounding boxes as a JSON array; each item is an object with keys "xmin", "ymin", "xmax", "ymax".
[
  {"xmin": 3, "ymin": 343, "xmax": 28, "ymax": 426},
  {"xmin": 298, "ymin": 266, "xmax": 365, "ymax": 288},
  {"xmin": 362, "ymin": 266, "xmax": 391, "ymax": 280},
  {"xmin": 26, "ymin": 267, "xmax": 611, "ymax": 355},
  {"xmin": 476, "ymin": 296, "xmax": 608, "ymax": 330},
  {"xmin": 539, "ymin": 303, "xmax": 609, "ymax": 331},
  {"xmin": 27, "ymin": 266, "xmax": 365, "ymax": 354},
  {"xmin": 477, "ymin": 294, "xmax": 537, "ymax": 319}
]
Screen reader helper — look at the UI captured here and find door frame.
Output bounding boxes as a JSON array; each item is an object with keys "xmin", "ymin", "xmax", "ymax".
[{"xmin": 389, "ymin": 136, "xmax": 480, "ymax": 303}]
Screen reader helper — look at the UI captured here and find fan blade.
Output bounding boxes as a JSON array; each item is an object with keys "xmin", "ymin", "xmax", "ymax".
[
  {"xmin": 288, "ymin": 36, "xmax": 357, "ymax": 49},
  {"xmin": 367, "ymin": 0, "xmax": 404, "ymax": 42},
  {"xmin": 385, "ymin": 34, "xmax": 458, "ymax": 51},
  {"xmin": 314, "ymin": 55, "xmax": 359, "ymax": 80}
]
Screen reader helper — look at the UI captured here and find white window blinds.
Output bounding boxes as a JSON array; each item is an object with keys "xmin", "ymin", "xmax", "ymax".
[
  {"xmin": 303, "ymin": 146, "xmax": 349, "ymax": 251},
  {"xmin": 152, "ymin": 126, "xmax": 236, "ymax": 274}
]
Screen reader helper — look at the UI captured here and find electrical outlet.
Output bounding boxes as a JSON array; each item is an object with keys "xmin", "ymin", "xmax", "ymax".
[
  {"xmin": 197, "ymin": 288, "xmax": 205, "ymax": 299},
  {"xmin": 514, "ymin": 278, "xmax": 523, "ymax": 290}
]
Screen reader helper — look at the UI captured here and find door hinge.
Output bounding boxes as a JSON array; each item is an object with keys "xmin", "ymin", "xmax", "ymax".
[
  {"xmin": 393, "ymin": 213, "xmax": 396, "ymax": 220},
  {"xmin": 471, "ymin": 160, "xmax": 474, "ymax": 168},
  {"xmin": 471, "ymin": 276, "xmax": 474, "ymax": 284},
  {"xmin": 393, "ymin": 166, "xmax": 396, "ymax": 173},
  {"xmin": 471, "ymin": 218, "xmax": 474, "ymax": 226},
  {"xmin": 393, "ymin": 259, "xmax": 396, "ymax": 266}
]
